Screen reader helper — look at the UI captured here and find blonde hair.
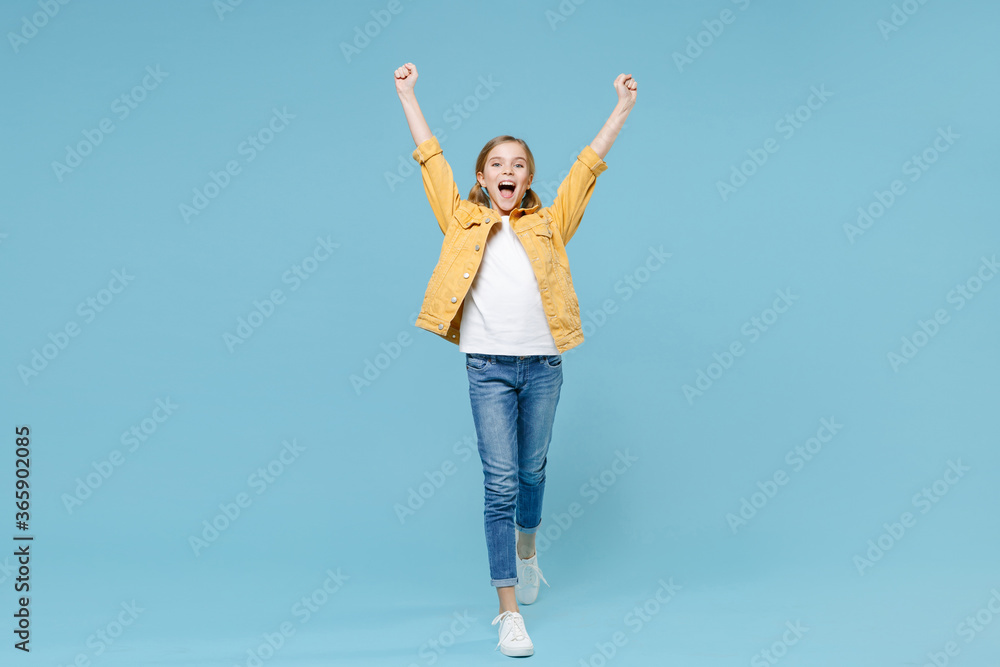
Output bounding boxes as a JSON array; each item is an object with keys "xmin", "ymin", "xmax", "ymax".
[{"xmin": 466, "ymin": 135, "xmax": 541, "ymax": 210}]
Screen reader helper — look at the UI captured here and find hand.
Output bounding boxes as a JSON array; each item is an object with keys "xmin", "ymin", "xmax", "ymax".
[
  {"xmin": 613, "ymin": 73, "xmax": 637, "ymax": 108},
  {"xmin": 394, "ymin": 62, "xmax": 418, "ymax": 94}
]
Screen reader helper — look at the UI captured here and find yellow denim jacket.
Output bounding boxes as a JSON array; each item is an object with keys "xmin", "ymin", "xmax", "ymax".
[{"xmin": 411, "ymin": 135, "xmax": 608, "ymax": 353}]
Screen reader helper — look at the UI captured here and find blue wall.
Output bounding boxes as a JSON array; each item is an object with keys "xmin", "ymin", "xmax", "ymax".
[{"xmin": 2, "ymin": 0, "xmax": 998, "ymax": 664}]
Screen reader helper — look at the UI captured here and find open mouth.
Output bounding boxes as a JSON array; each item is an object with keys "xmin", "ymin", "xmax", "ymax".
[{"xmin": 497, "ymin": 180, "xmax": 516, "ymax": 199}]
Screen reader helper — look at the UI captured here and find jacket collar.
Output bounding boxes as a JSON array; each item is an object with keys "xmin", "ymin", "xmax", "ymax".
[
  {"xmin": 456, "ymin": 202, "xmax": 543, "ymax": 229},
  {"xmin": 483, "ymin": 202, "xmax": 542, "ymax": 220}
]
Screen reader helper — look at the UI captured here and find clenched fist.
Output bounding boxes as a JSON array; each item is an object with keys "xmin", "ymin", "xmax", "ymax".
[
  {"xmin": 614, "ymin": 73, "xmax": 637, "ymax": 108},
  {"xmin": 394, "ymin": 62, "xmax": 418, "ymax": 94}
]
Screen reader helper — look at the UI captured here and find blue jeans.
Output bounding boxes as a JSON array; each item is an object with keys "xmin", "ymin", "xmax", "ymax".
[{"xmin": 466, "ymin": 353, "xmax": 564, "ymax": 587}]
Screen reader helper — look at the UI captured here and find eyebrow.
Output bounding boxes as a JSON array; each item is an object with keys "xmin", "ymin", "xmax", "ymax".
[{"xmin": 488, "ymin": 156, "xmax": 527, "ymax": 162}]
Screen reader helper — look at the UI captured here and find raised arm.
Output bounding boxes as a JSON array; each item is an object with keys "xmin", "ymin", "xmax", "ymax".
[
  {"xmin": 395, "ymin": 63, "xmax": 433, "ymax": 146},
  {"xmin": 546, "ymin": 73, "xmax": 638, "ymax": 244},
  {"xmin": 590, "ymin": 73, "xmax": 637, "ymax": 159},
  {"xmin": 395, "ymin": 63, "xmax": 460, "ymax": 234}
]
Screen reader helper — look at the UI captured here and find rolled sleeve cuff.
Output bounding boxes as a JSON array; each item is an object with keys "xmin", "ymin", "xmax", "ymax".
[
  {"xmin": 412, "ymin": 135, "xmax": 443, "ymax": 164},
  {"xmin": 577, "ymin": 144, "xmax": 608, "ymax": 176}
]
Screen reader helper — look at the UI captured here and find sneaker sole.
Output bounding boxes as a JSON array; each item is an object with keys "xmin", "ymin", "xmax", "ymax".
[
  {"xmin": 499, "ymin": 644, "xmax": 534, "ymax": 657},
  {"xmin": 515, "ymin": 588, "xmax": 538, "ymax": 605}
]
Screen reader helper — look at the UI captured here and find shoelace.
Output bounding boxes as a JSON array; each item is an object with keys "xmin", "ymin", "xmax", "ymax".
[
  {"xmin": 491, "ymin": 611, "xmax": 528, "ymax": 651},
  {"xmin": 519, "ymin": 558, "xmax": 550, "ymax": 588}
]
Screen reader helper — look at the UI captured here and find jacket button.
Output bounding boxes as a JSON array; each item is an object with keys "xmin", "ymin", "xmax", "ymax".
[
  {"xmin": 475, "ymin": 244, "xmax": 480, "ymax": 251},
  {"xmin": 463, "ymin": 272, "xmax": 470, "ymax": 279},
  {"xmin": 438, "ymin": 324, "xmax": 444, "ymax": 330},
  {"xmin": 451, "ymin": 297, "xmax": 457, "ymax": 303},
  {"xmin": 485, "ymin": 218, "xmax": 490, "ymax": 223}
]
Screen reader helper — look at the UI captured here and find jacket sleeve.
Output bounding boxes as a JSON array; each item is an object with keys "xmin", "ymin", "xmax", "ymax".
[
  {"xmin": 412, "ymin": 135, "xmax": 462, "ymax": 236},
  {"xmin": 546, "ymin": 144, "xmax": 608, "ymax": 245}
]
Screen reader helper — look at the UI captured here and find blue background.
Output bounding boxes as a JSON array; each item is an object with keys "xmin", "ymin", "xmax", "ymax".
[{"xmin": 1, "ymin": 0, "xmax": 998, "ymax": 665}]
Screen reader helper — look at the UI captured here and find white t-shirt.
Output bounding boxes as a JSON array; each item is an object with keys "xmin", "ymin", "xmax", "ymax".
[{"xmin": 458, "ymin": 215, "xmax": 560, "ymax": 355}]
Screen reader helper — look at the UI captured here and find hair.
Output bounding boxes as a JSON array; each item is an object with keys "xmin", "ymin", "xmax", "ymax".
[{"xmin": 466, "ymin": 135, "xmax": 542, "ymax": 210}]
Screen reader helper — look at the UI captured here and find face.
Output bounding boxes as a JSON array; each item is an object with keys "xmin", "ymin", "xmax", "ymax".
[{"xmin": 477, "ymin": 141, "xmax": 533, "ymax": 215}]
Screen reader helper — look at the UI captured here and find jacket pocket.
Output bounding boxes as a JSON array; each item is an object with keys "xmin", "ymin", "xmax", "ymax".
[
  {"xmin": 532, "ymin": 222, "xmax": 579, "ymax": 320},
  {"xmin": 451, "ymin": 207, "xmax": 473, "ymax": 232},
  {"xmin": 532, "ymin": 220, "xmax": 552, "ymax": 237}
]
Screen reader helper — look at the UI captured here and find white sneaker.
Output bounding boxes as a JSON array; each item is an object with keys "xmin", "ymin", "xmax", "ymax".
[
  {"xmin": 491, "ymin": 610, "xmax": 534, "ymax": 657},
  {"xmin": 515, "ymin": 552, "xmax": 550, "ymax": 605}
]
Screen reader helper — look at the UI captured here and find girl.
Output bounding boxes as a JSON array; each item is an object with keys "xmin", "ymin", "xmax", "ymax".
[{"xmin": 394, "ymin": 62, "xmax": 636, "ymax": 658}]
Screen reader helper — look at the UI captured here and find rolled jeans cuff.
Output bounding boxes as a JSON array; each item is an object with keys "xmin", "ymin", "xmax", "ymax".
[{"xmin": 515, "ymin": 519, "xmax": 541, "ymax": 535}]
